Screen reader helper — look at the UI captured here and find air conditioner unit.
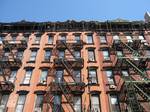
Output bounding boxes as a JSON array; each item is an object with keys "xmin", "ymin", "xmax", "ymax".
[
  {"xmin": 89, "ymin": 58, "xmax": 95, "ymax": 61},
  {"xmin": 39, "ymin": 80, "xmax": 46, "ymax": 84},
  {"xmin": 109, "ymin": 85, "xmax": 117, "ymax": 89}
]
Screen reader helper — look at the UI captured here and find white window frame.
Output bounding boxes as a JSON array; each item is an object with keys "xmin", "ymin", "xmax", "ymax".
[
  {"xmin": 30, "ymin": 50, "xmax": 37, "ymax": 61},
  {"xmin": 86, "ymin": 35, "xmax": 93, "ymax": 44},
  {"xmin": 15, "ymin": 94, "xmax": 26, "ymax": 112},
  {"xmin": 34, "ymin": 94, "xmax": 44, "ymax": 112},
  {"xmin": 102, "ymin": 50, "xmax": 110, "ymax": 60},
  {"xmin": 22, "ymin": 69, "xmax": 32, "ymax": 84},
  {"xmin": 91, "ymin": 94, "xmax": 101, "ymax": 112},
  {"xmin": 106, "ymin": 70, "xmax": 114, "ymax": 84},
  {"xmin": 88, "ymin": 50, "xmax": 95, "ymax": 61},
  {"xmin": 100, "ymin": 36, "xmax": 107, "ymax": 43},
  {"xmin": 39, "ymin": 69, "xmax": 48, "ymax": 84}
]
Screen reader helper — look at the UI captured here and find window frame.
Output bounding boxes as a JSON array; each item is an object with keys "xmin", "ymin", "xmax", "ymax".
[
  {"xmin": 86, "ymin": 35, "xmax": 94, "ymax": 44},
  {"xmin": 88, "ymin": 68, "xmax": 98, "ymax": 84},
  {"xmin": 99, "ymin": 35, "xmax": 107, "ymax": 44},
  {"xmin": 22, "ymin": 69, "xmax": 33, "ymax": 85},
  {"xmin": 39, "ymin": 68, "xmax": 48, "ymax": 84},
  {"xmin": 15, "ymin": 94, "xmax": 27, "ymax": 112},
  {"xmin": 34, "ymin": 36, "xmax": 41, "ymax": 44},
  {"xmin": 34, "ymin": 93, "xmax": 44, "ymax": 112},
  {"xmin": 105, "ymin": 70, "xmax": 115, "ymax": 85},
  {"xmin": 73, "ymin": 95, "xmax": 82, "ymax": 112},
  {"xmin": 44, "ymin": 49, "xmax": 52, "ymax": 61},
  {"xmin": 47, "ymin": 36, "xmax": 53, "ymax": 44},
  {"xmin": 109, "ymin": 94, "xmax": 120, "ymax": 112},
  {"xmin": 0, "ymin": 94, "xmax": 9, "ymax": 111},
  {"xmin": 88, "ymin": 49, "xmax": 96, "ymax": 62},
  {"xmin": 29, "ymin": 50, "xmax": 38, "ymax": 62},
  {"xmin": 102, "ymin": 50, "xmax": 110, "ymax": 61},
  {"xmin": 90, "ymin": 93, "xmax": 101, "ymax": 112}
]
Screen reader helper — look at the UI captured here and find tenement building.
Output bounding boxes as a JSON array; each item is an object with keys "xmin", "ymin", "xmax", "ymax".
[{"xmin": 0, "ymin": 20, "xmax": 150, "ymax": 112}]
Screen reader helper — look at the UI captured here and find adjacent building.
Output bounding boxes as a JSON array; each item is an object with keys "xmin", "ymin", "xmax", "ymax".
[{"xmin": 0, "ymin": 20, "xmax": 150, "ymax": 112}]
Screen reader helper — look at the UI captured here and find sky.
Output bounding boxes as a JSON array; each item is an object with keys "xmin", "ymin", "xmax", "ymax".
[{"xmin": 0, "ymin": 0, "xmax": 150, "ymax": 22}]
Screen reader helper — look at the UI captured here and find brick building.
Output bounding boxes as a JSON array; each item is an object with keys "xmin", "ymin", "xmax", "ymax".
[{"xmin": 0, "ymin": 20, "xmax": 150, "ymax": 112}]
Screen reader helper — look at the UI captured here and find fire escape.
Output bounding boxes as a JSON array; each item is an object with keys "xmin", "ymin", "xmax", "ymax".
[
  {"xmin": 111, "ymin": 35, "xmax": 150, "ymax": 112},
  {"xmin": 44, "ymin": 39, "xmax": 85, "ymax": 112},
  {"xmin": 0, "ymin": 38, "xmax": 27, "ymax": 94}
]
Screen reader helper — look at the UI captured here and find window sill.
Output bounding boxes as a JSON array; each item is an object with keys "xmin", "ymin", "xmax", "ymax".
[
  {"xmin": 103, "ymin": 60, "xmax": 112, "ymax": 63},
  {"xmin": 20, "ymin": 84, "xmax": 30, "ymax": 86},
  {"xmin": 86, "ymin": 43, "xmax": 94, "ymax": 45},
  {"xmin": 45, "ymin": 43, "xmax": 53, "ymax": 45},
  {"xmin": 37, "ymin": 83, "xmax": 47, "ymax": 86},
  {"xmin": 100, "ymin": 42, "xmax": 107, "ymax": 45},
  {"xmin": 32, "ymin": 43, "xmax": 40, "ymax": 45},
  {"xmin": 88, "ymin": 61, "xmax": 97, "ymax": 63},
  {"xmin": 27, "ymin": 61, "xmax": 36, "ymax": 63}
]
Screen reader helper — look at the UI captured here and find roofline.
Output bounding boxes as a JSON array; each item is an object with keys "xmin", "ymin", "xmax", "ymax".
[{"xmin": 0, "ymin": 20, "xmax": 150, "ymax": 33}]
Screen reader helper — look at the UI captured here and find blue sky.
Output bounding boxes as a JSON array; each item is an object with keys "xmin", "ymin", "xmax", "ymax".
[{"xmin": 0, "ymin": 0, "xmax": 150, "ymax": 22}]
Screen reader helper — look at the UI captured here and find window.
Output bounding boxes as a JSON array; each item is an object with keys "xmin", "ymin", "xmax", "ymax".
[
  {"xmin": 74, "ymin": 51, "xmax": 81, "ymax": 58},
  {"xmin": 34, "ymin": 94, "xmax": 44, "ymax": 112},
  {"xmin": 88, "ymin": 68, "xmax": 98, "ymax": 84},
  {"xmin": 16, "ymin": 94, "xmax": 26, "ymax": 112},
  {"xmin": 100, "ymin": 36, "xmax": 107, "ymax": 43},
  {"xmin": 29, "ymin": 50, "xmax": 37, "ymax": 61},
  {"xmin": 0, "ymin": 94, "xmax": 9, "ymax": 112},
  {"xmin": 39, "ymin": 69, "xmax": 48, "ymax": 84},
  {"xmin": 88, "ymin": 50, "xmax": 95, "ymax": 62},
  {"xmin": 126, "ymin": 36, "xmax": 133, "ymax": 43},
  {"xmin": 73, "ymin": 70, "xmax": 81, "ymax": 82},
  {"xmin": 53, "ymin": 95, "xmax": 61, "ymax": 112},
  {"xmin": 121, "ymin": 70, "xmax": 129, "ymax": 77},
  {"xmin": 91, "ymin": 94, "xmax": 101, "ymax": 112},
  {"xmin": 10, "ymin": 37, "xmax": 16, "ymax": 43},
  {"xmin": 9, "ymin": 70, "xmax": 17, "ymax": 83},
  {"xmin": 35, "ymin": 36, "xmax": 41, "ymax": 44},
  {"xmin": 116, "ymin": 51, "xmax": 123, "ymax": 57},
  {"xmin": 58, "ymin": 50, "xmax": 65, "ymax": 58},
  {"xmin": 60, "ymin": 36, "xmax": 66, "ymax": 42},
  {"xmin": 0, "ymin": 37, "xmax": 3, "ymax": 44},
  {"xmin": 55, "ymin": 70, "xmax": 64, "ymax": 83},
  {"xmin": 110, "ymin": 94, "xmax": 120, "ymax": 112},
  {"xmin": 113, "ymin": 35, "xmax": 119, "ymax": 40},
  {"xmin": 86, "ymin": 35, "xmax": 93, "ymax": 44},
  {"xmin": 22, "ymin": 69, "xmax": 33, "ymax": 84},
  {"xmin": 139, "ymin": 35, "xmax": 146, "ymax": 43},
  {"xmin": 73, "ymin": 96, "xmax": 81, "ymax": 112},
  {"xmin": 44, "ymin": 49, "xmax": 52, "ymax": 61},
  {"xmin": 17, "ymin": 51, "xmax": 24, "ymax": 60},
  {"xmin": 113, "ymin": 35, "xmax": 120, "ymax": 44},
  {"xmin": 75, "ymin": 36, "xmax": 80, "ymax": 41},
  {"xmin": 105, "ymin": 70, "xmax": 114, "ymax": 84},
  {"xmin": 102, "ymin": 50, "xmax": 110, "ymax": 60},
  {"xmin": 48, "ymin": 36, "xmax": 53, "ymax": 44},
  {"xmin": 146, "ymin": 50, "xmax": 150, "ymax": 57}
]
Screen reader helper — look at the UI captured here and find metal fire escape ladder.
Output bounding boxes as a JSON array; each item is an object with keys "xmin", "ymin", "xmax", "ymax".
[
  {"xmin": 134, "ymin": 84, "xmax": 150, "ymax": 103},
  {"xmin": 58, "ymin": 82, "xmax": 76, "ymax": 112},
  {"xmin": 123, "ymin": 58, "xmax": 149, "ymax": 81},
  {"xmin": 61, "ymin": 40, "xmax": 77, "ymax": 59},
  {"xmin": 125, "ymin": 83, "xmax": 144, "ymax": 112},
  {"xmin": 61, "ymin": 59, "xmax": 76, "ymax": 82},
  {"xmin": 120, "ymin": 40, "xmax": 140, "ymax": 57}
]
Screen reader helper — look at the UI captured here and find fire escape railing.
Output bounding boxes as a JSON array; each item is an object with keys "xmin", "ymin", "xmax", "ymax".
[
  {"xmin": 0, "ymin": 39, "xmax": 27, "ymax": 92},
  {"xmin": 111, "ymin": 38, "xmax": 150, "ymax": 112},
  {"xmin": 45, "ymin": 39, "xmax": 85, "ymax": 112}
]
